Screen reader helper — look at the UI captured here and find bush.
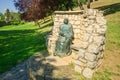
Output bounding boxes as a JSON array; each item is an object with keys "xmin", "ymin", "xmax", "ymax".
[
  {"xmin": 10, "ymin": 21, "xmax": 24, "ymax": 25},
  {"xmin": 0, "ymin": 21, "xmax": 7, "ymax": 27},
  {"xmin": 10, "ymin": 22, "xmax": 20, "ymax": 25}
]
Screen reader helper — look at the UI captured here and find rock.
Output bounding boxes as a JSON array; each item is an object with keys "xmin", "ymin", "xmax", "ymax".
[
  {"xmin": 86, "ymin": 25, "xmax": 93, "ymax": 34},
  {"xmin": 72, "ymin": 52, "xmax": 79, "ymax": 60},
  {"xmin": 96, "ymin": 17, "xmax": 106, "ymax": 25},
  {"xmin": 86, "ymin": 9, "xmax": 94, "ymax": 16},
  {"xmin": 70, "ymin": 21, "xmax": 75, "ymax": 24},
  {"xmin": 96, "ymin": 27, "xmax": 107, "ymax": 34},
  {"xmin": 89, "ymin": 20, "xmax": 95, "ymax": 24},
  {"xmin": 84, "ymin": 23, "xmax": 89, "ymax": 27},
  {"xmin": 78, "ymin": 49, "xmax": 85, "ymax": 58},
  {"xmin": 74, "ymin": 60, "xmax": 86, "ymax": 67},
  {"xmin": 87, "ymin": 61, "xmax": 97, "ymax": 69},
  {"xmin": 83, "ymin": 33, "xmax": 90, "ymax": 41},
  {"xmin": 79, "ymin": 42, "xmax": 89, "ymax": 49},
  {"xmin": 79, "ymin": 58, "xmax": 87, "ymax": 63},
  {"xmin": 82, "ymin": 68, "xmax": 94, "ymax": 78},
  {"xmin": 97, "ymin": 52, "xmax": 104, "ymax": 59},
  {"xmin": 75, "ymin": 21, "xmax": 80, "ymax": 25},
  {"xmin": 88, "ymin": 16, "xmax": 96, "ymax": 20},
  {"xmin": 74, "ymin": 29, "xmax": 80, "ymax": 33},
  {"xmin": 93, "ymin": 36, "xmax": 105, "ymax": 46},
  {"xmin": 88, "ymin": 35, "xmax": 93, "ymax": 43},
  {"xmin": 96, "ymin": 59, "xmax": 103, "ymax": 69},
  {"xmin": 87, "ymin": 44, "xmax": 100, "ymax": 54},
  {"xmin": 85, "ymin": 53, "xmax": 97, "ymax": 61},
  {"xmin": 75, "ymin": 65, "xmax": 83, "ymax": 73}
]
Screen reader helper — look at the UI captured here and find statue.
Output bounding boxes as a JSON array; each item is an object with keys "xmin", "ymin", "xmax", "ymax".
[{"xmin": 54, "ymin": 18, "xmax": 73, "ymax": 57}]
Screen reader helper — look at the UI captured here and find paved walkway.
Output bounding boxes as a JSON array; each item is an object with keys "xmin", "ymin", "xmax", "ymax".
[
  {"xmin": 0, "ymin": 53, "xmax": 76, "ymax": 80},
  {"xmin": 0, "ymin": 61, "xmax": 29, "ymax": 80}
]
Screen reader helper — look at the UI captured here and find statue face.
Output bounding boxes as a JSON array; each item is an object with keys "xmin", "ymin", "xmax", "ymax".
[{"xmin": 64, "ymin": 18, "xmax": 68, "ymax": 24}]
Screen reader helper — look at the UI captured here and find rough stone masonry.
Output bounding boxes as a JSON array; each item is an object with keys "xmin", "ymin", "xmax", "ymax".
[{"xmin": 47, "ymin": 9, "xmax": 107, "ymax": 78}]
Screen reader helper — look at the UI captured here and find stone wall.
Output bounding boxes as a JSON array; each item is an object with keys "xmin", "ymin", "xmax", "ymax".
[{"xmin": 47, "ymin": 9, "xmax": 107, "ymax": 78}]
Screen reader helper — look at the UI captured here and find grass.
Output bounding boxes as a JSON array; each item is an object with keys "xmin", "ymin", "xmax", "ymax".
[
  {"xmin": 0, "ymin": 21, "xmax": 52, "ymax": 74},
  {"xmin": 91, "ymin": 0, "xmax": 120, "ymax": 79}
]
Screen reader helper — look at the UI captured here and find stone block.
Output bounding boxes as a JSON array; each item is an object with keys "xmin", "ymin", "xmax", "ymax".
[
  {"xmin": 93, "ymin": 36, "xmax": 105, "ymax": 46},
  {"xmin": 96, "ymin": 59, "xmax": 103, "ymax": 69},
  {"xmin": 87, "ymin": 61, "xmax": 97, "ymax": 69},
  {"xmin": 82, "ymin": 68, "xmax": 94, "ymax": 78},
  {"xmin": 96, "ymin": 27, "xmax": 107, "ymax": 34},
  {"xmin": 85, "ymin": 53, "xmax": 97, "ymax": 62},
  {"xmin": 88, "ymin": 35, "xmax": 93, "ymax": 43},
  {"xmin": 72, "ymin": 52, "xmax": 79, "ymax": 60},
  {"xmin": 74, "ymin": 29, "xmax": 80, "ymax": 33},
  {"xmin": 88, "ymin": 16, "xmax": 96, "ymax": 20},
  {"xmin": 80, "ymin": 42, "xmax": 89, "ymax": 49},
  {"xmin": 79, "ymin": 58, "xmax": 87, "ymax": 63},
  {"xmin": 75, "ymin": 21, "xmax": 80, "ymax": 25},
  {"xmin": 74, "ymin": 60, "xmax": 86, "ymax": 67},
  {"xmin": 96, "ymin": 17, "xmax": 106, "ymax": 25},
  {"xmin": 78, "ymin": 49, "xmax": 85, "ymax": 58},
  {"xmin": 75, "ymin": 65, "xmax": 83, "ymax": 73},
  {"xmin": 86, "ymin": 9, "xmax": 94, "ymax": 15},
  {"xmin": 86, "ymin": 26, "xmax": 93, "ymax": 34},
  {"xmin": 83, "ymin": 33, "xmax": 90, "ymax": 41},
  {"xmin": 84, "ymin": 23, "xmax": 89, "ymax": 27},
  {"xmin": 88, "ymin": 44, "xmax": 100, "ymax": 54},
  {"xmin": 97, "ymin": 51, "xmax": 104, "ymax": 59}
]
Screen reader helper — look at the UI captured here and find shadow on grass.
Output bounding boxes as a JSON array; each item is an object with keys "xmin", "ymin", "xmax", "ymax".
[
  {"xmin": 95, "ymin": 2, "xmax": 120, "ymax": 15},
  {"xmin": 0, "ymin": 28, "xmax": 50, "ymax": 74}
]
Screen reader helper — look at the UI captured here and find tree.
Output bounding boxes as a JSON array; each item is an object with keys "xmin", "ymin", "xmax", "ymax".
[
  {"xmin": 4, "ymin": 9, "xmax": 10, "ymax": 23},
  {"xmin": 14, "ymin": 0, "xmax": 51, "ymax": 27},
  {"xmin": 78, "ymin": 0, "xmax": 98, "ymax": 10},
  {"xmin": 14, "ymin": 0, "xmax": 74, "ymax": 24},
  {"xmin": 0, "ymin": 12, "xmax": 4, "ymax": 21},
  {"xmin": 10, "ymin": 11, "xmax": 21, "ymax": 22}
]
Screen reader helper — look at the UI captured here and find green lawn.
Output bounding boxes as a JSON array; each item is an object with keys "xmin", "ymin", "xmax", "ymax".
[
  {"xmin": 93, "ymin": 0, "xmax": 120, "ymax": 79},
  {"xmin": 0, "ymin": 22, "xmax": 52, "ymax": 74}
]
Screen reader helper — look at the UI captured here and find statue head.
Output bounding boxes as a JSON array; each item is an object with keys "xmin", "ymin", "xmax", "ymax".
[{"xmin": 63, "ymin": 18, "xmax": 68, "ymax": 24}]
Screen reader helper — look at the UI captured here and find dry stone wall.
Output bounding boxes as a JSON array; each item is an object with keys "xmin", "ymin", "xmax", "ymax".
[{"xmin": 47, "ymin": 9, "xmax": 107, "ymax": 78}]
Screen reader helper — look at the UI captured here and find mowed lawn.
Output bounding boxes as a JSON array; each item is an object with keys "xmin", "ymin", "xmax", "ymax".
[
  {"xmin": 0, "ymin": 22, "xmax": 52, "ymax": 74},
  {"xmin": 92, "ymin": 0, "xmax": 120, "ymax": 79}
]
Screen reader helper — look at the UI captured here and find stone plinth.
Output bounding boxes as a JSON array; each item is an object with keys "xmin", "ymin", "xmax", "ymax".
[{"xmin": 47, "ymin": 9, "xmax": 107, "ymax": 78}]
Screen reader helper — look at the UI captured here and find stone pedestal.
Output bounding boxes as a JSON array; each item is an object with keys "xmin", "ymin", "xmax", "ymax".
[{"xmin": 47, "ymin": 9, "xmax": 107, "ymax": 78}]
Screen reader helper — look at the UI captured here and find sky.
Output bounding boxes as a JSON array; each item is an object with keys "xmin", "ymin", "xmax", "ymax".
[{"xmin": 0, "ymin": 0, "xmax": 18, "ymax": 14}]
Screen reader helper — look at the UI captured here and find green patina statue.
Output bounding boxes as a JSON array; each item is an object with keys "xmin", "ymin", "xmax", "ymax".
[{"xmin": 54, "ymin": 18, "xmax": 73, "ymax": 57}]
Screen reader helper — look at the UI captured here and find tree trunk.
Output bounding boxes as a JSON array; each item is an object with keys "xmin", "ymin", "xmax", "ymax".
[
  {"xmin": 87, "ymin": 0, "xmax": 91, "ymax": 9},
  {"xmin": 78, "ymin": 0, "xmax": 84, "ymax": 10}
]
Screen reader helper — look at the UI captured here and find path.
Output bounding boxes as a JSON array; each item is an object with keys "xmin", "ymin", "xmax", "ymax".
[
  {"xmin": 0, "ymin": 53, "xmax": 80, "ymax": 80},
  {"xmin": 0, "ymin": 61, "xmax": 29, "ymax": 80}
]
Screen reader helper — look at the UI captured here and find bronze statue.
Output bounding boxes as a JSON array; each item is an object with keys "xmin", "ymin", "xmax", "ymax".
[{"xmin": 54, "ymin": 18, "xmax": 73, "ymax": 57}]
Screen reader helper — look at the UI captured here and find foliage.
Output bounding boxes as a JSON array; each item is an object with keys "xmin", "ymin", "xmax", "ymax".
[
  {"xmin": 0, "ymin": 21, "xmax": 7, "ymax": 27},
  {"xmin": 4, "ymin": 9, "xmax": 10, "ymax": 23},
  {"xmin": 79, "ymin": 0, "xmax": 87, "ymax": 4},
  {"xmin": 0, "ymin": 12, "xmax": 5, "ymax": 21},
  {"xmin": 10, "ymin": 21, "xmax": 22, "ymax": 25},
  {"xmin": 10, "ymin": 12, "xmax": 21, "ymax": 22},
  {"xmin": 14, "ymin": 0, "xmax": 74, "ymax": 21}
]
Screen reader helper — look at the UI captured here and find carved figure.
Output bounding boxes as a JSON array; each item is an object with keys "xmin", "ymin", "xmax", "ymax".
[{"xmin": 54, "ymin": 18, "xmax": 73, "ymax": 57}]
